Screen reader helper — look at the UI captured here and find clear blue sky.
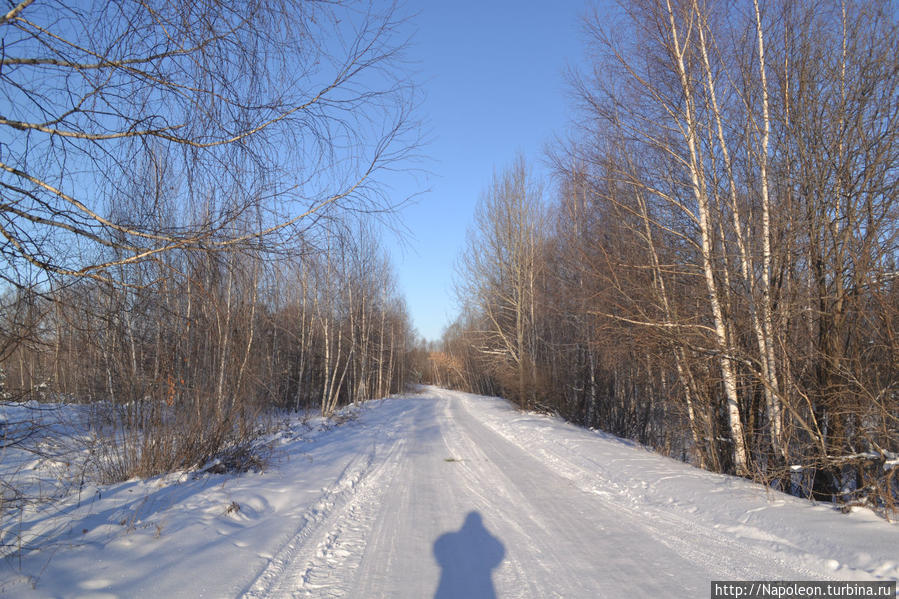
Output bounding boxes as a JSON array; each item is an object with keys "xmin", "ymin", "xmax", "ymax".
[{"xmin": 384, "ymin": 1, "xmax": 592, "ymax": 342}]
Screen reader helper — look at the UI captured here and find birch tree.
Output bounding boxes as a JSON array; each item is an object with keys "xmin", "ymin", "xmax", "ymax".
[
  {"xmin": 455, "ymin": 158, "xmax": 546, "ymax": 409},
  {"xmin": 0, "ymin": 0, "xmax": 416, "ymax": 289}
]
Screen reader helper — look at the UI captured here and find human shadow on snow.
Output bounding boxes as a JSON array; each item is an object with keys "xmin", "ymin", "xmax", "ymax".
[{"xmin": 433, "ymin": 511, "xmax": 505, "ymax": 599}]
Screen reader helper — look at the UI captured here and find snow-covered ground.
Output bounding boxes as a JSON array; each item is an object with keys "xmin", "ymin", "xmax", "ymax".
[{"xmin": 1, "ymin": 387, "xmax": 897, "ymax": 598}]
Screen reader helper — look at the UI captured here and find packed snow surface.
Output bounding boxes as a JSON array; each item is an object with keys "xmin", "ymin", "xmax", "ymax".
[{"xmin": 2, "ymin": 387, "xmax": 897, "ymax": 597}]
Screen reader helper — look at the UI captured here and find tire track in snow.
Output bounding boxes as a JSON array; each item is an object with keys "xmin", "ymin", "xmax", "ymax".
[
  {"xmin": 436, "ymin": 397, "xmax": 554, "ymax": 598},
  {"xmin": 293, "ymin": 437, "xmax": 405, "ymax": 598},
  {"xmin": 453, "ymin": 391, "xmax": 822, "ymax": 582},
  {"xmin": 241, "ymin": 423, "xmax": 405, "ymax": 599},
  {"xmin": 437, "ymin": 391, "xmax": 630, "ymax": 597}
]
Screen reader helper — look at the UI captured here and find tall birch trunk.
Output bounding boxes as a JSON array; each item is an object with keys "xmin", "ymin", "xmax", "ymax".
[{"xmin": 665, "ymin": 0, "xmax": 749, "ymax": 475}]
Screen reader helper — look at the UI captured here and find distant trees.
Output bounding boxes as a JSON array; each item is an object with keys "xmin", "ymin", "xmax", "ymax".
[
  {"xmin": 454, "ymin": 158, "xmax": 546, "ymax": 409},
  {"xmin": 439, "ymin": 0, "xmax": 898, "ymax": 512}
]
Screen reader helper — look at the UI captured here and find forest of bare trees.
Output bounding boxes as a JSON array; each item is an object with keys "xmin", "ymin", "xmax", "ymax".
[
  {"xmin": 0, "ymin": 0, "xmax": 420, "ymax": 492},
  {"xmin": 437, "ymin": 0, "xmax": 898, "ymax": 513},
  {"xmin": 3, "ymin": 0, "xmax": 897, "ymax": 520}
]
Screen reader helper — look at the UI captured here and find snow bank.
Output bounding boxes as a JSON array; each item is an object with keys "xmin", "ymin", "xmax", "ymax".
[
  {"xmin": 445, "ymin": 388, "xmax": 898, "ymax": 583},
  {"xmin": 0, "ymin": 400, "xmax": 394, "ymax": 597}
]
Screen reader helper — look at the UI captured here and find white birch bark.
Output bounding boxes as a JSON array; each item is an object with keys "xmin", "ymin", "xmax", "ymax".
[
  {"xmin": 665, "ymin": 0, "xmax": 749, "ymax": 475},
  {"xmin": 752, "ymin": 0, "xmax": 785, "ymax": 460}
]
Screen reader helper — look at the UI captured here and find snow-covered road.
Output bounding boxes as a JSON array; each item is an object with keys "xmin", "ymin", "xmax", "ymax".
[
  {"xmin": 3, "ymin": 387, "xmax": 897, "ymax": 598},
  {"xmin": 243, "ymin": 387, "xmax": 896, "ymax": 598}
]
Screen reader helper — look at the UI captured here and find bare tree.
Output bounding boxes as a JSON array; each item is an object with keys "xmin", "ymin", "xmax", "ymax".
[
  {"xmin": 454, "ymin": 157, "xmax": 545, "ymax": 409},
  {"xmin": 442, "ymin": 0, "xmax": 898, "ymax": 511},
  {"xmin": 0, "ymin": 0, "xmax": 421, "ymax": 501},
  {"xmin": 0, "ymin": 0, "xmax": 416, "ymax": 287}
]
